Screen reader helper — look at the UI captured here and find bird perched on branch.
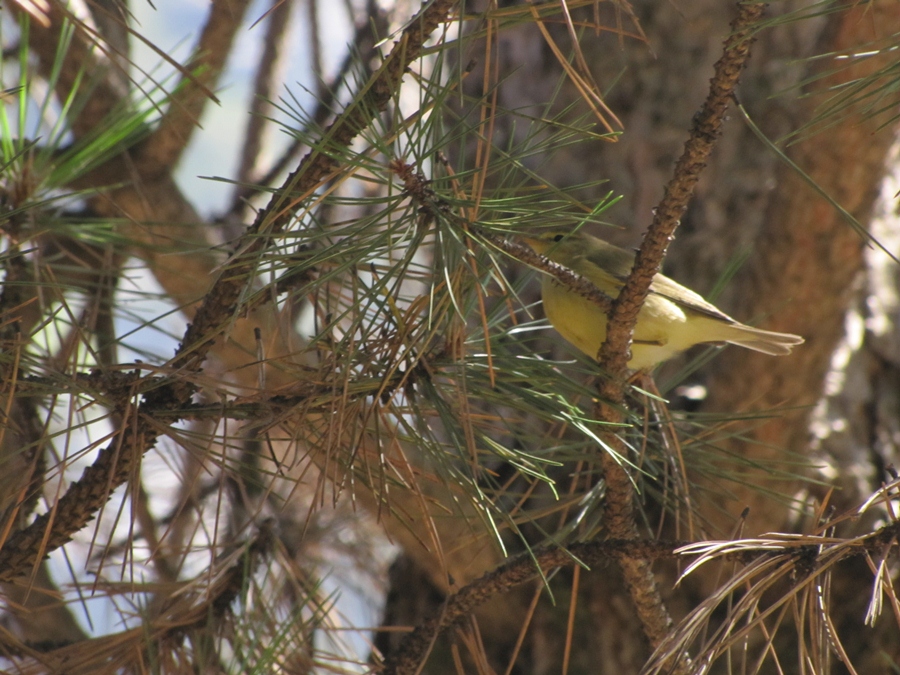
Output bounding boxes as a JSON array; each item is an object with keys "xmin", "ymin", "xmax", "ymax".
[{"xmin": 522, "ymin": 229, "xmax": 804, "ymax": 370}]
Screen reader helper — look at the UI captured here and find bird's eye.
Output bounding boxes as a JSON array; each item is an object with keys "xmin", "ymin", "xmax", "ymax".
[{"xmin": 552, "ymin": 234, "xmax": 565, "ymax": 242}]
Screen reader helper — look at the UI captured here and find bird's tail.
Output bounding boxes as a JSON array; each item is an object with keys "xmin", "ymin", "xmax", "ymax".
[{"xmin": 723, "ymin": 323, "xmax": 804, "ymax": 356}]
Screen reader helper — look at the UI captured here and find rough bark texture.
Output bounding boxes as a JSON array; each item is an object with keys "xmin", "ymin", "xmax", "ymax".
[{"xmin": 701, "ymin": 0, "xmax": 900, "ymax": 538}]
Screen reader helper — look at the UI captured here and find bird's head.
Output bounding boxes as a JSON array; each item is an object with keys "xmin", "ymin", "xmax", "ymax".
[{"xmin": 520, "ymin": 229, "xmax": 590, "ymax": 262}]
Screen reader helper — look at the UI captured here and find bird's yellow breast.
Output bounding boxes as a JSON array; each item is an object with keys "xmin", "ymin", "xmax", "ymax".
[{"xmin": 541, "ymin": 277, "xmax": 697, "ymax": 369}]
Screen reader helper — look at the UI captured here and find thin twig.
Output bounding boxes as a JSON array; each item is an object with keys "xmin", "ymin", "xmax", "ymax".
[
  {"xmin": 227, "ymin": 0, "xmax": 387, "ymax": 216},
  {"xmin": 483, "ymin": 233, "xmax": 614, "ymax": 312},
  {"xmin": 384, "ymin": 161, "xmax": 614, "ymax": 311},
  {"xmin": 138, "ymin": 0, "xmax": 254, "ymax": 172},
  {"xmin": 234, "ymin": 0, "xmax": 295, "ymax": 192}
]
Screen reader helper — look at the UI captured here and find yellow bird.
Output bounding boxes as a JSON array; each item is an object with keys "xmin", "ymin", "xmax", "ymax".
[{"xmin": 522, "ymin": 230, "xmax": 804, "ymax": 370}]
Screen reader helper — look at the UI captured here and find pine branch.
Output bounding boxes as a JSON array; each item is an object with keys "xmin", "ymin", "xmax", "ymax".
[
  {"xmin": 381, "ymin": 539, "xmax": 683, "ymax": 675},
  {"xmin": 227, "ymin": 0, "xmax": 388, "ymax": 216},
  {"xmin": 383, "ymin": 512, "xmax": 900, "ymax": 675},
  {"xmin": 0, "ymin": 0, "xmax": 460, "ymax": 587},
  {"xmin": 590, "ymin": 2, "xmax": 768, "ymax": 667}
]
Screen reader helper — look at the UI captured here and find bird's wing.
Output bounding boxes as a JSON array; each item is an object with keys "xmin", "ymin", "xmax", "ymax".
[
  {"xmin": 583, "ymin": 245, "xmax": 736, "ymax": 323},
  {"xmin": 647, "ymin": 274, "xmax": 736, "ymax": 323}
]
